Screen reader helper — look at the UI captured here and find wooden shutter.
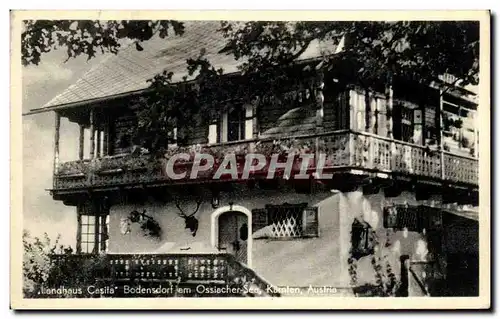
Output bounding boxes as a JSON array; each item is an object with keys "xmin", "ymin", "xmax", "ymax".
[
  {"xmin": 393, "ymin": 103, "xmax": 403, "ymax": 141},
  {"xmin": 302, "ymin": 207, "xmax": 319, "ymax": 237},
  {"xmin": 251, "ymin": 208, "xmax": 268, "ymax": 234}
]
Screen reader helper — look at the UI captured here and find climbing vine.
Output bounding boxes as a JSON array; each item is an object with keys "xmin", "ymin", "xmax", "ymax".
[{"xmin": 349, "ymin": 219, "xmax": 400, "ymax": 297}]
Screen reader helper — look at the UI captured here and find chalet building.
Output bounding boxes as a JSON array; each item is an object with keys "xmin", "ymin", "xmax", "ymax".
[{"xmin": 27, "ymin": 22, "xmax": 479, "ymax": 297}]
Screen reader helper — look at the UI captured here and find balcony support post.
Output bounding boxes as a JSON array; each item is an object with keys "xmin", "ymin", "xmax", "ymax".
[
  {"xmin": 385, "ymin": 76, "xmax": 395, "ymax": 170},
  {"xmin": 96, "ymin": 130, "xmax": 102, "ymax": 158},
  {"xmin": 89, "ymin": 109, "xmax": 95, "ymax": 159},
  {"xmin": 78, "ymin": 124, "xmax": 85, "ymax": 160},
  {"xmin": 438, "ymin": 90, "xmax": 445, "ymax": 180},
  {"xmin": 94, "ymin": 203, "xmax": 100, "ymax": 254},
  {"xmin": 315, "ymin": 70, "xmax": 325, "ymax": 134},
  {"xmin": 53, "ymin": 112, "xmax": 61, "ymax": 175},
  {"xmin": 385, "ymin": 83, "xmax": 393, "ymax": 139},
  {"xmin": 103, "ymin": 116, "xmax": 109, "ymax": 156},
  {"xmin": 76, "ymin": 209, "xmax": 82, "ymax": 254}
]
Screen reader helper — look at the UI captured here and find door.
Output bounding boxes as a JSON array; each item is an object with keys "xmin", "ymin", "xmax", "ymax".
[{"xmin": 218, "ymin": 211, "xmax": 249, "ymax": 265}]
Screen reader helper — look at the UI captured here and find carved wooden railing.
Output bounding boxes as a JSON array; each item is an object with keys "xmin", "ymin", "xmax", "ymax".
[
  {"xmin": 53, "ymin": 130, "xmax": 478, "ymax": 191},
  {"xmin": 48, "ymin": 253, "xmax": 280, "ymax": 297}
]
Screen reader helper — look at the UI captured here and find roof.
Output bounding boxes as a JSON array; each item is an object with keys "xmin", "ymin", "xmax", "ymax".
[{"xmin": 31, "ymin": 21, "xmax": 338, "ymax": 113}]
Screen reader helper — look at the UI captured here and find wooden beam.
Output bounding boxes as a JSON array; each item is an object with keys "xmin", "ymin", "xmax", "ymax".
[
  {"xmin": 93, "ymin": 204, "xmax": 100, "ymax": 254},
  {"xmin": 315, "ymin": 71, "xmax": 325, "ymax": 134},
  {"xmin": 78, "ymin": 124, "xmax": 85, "ymax": 160},
  {"xmin": 76, "ymin": 209, "xmax": 82, "ymax": 254},
  {"xmin": 438, "ymin": 90, "xmax": 445, "ymax": 179},
  {"xmin": 385, "ymin": 83, "xmax": 393, "ymax": 139},
  {"xmin": 53, "ymin": 112, "xmax": 61, "ymax": 175},
  {"xmin": 364, "ymin": 89, "xmax": 371, "ymax": 132},
  {"xmin": 96, "ymin": 129, "xmax": 102, "ymax": 158},
  {"xmin": 89, "ymin": 108, "xmax": 95, "ymax": 159},
  {"xmin": 103, "ymin": 116, "xmax": 110, "ymax": 156}
]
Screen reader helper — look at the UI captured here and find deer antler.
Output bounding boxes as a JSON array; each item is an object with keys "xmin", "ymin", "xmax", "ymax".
[{"xmin": 174, "ymin": 194, "xmax": 204, "ymax": 217}]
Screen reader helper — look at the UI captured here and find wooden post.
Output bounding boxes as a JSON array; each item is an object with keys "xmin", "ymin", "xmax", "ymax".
[
  {"xmin": 438, "ymin": 90, "xmax": 445, "ymax": 179},
  {"xmin": 386, "ymin": 84, "xmax": 393, "ymax": 139},
  {"xmin": 315, "ymin": 71, "xmax": 325, "ymax": 134},
  {"xmin": 421, "ymin": 102, "xmax": 426, "ymax": 146},
  {"xmin": 89, "ymin": 109, "xmax": 95, "ymax": 159},
  {"xmin": 103, "ymin": 118, "xmax": 109, "ymax": 156},
  {"xmin": 53, "ymin": 112, "xmax": 61, "ymax": 175},
  {"xmin": 315, "ymin": 72, "xmax": 325, "ymax": 171},
  {"xmin": 398, "ymin": 254, "xmax": 410, "ymax": 297},
  {"xmin": 93, "ymin": 204, "xmax": 100, "ymax": 254},
  {"xmin": 96, "ymin": 129, "xmax": 102, "ymax": 158},
  {"xmin": 78, "ymin": 124, "xmax": 85, "ymax": 160},
  {"xmin": 364, "ymin": 89, "xmax": 371, "ymax": 132},
  {"xmin": 386, "ymin": 77, "xmax": 395, "ymax": 171},
  {"xmin": 76, "ymin": 209, "xmax": 82, "ymax": 254},
  {"xmin": 252, "ymin": 97, "xmax": 259, "ymax": 139}
]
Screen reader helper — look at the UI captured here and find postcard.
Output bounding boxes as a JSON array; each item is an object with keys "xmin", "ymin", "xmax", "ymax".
[{"xmin": 11, "ymin": 10, "xmax": 491, "ymax": 310}]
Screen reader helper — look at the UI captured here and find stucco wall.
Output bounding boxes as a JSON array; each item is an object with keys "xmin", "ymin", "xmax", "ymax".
[
  {"xmin": 107, "ymin": 186, "xmax": 343, "ymax": 287},
  {"xmin": 107, "ymin": 184, "xmax": 451, "ymax": 288},
  {"xmin": 337, "ymin": 188, "xmax": 443, "ymax": 287}
]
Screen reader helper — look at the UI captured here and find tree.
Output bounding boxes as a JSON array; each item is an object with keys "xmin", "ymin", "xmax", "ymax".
[
  {"xmin": 22, "ymin": 20, "xmax": 479, "ymax": 151},
  {"xmin": 22, "ymin": 231, "xmax": 72, "ymax": 297},
  {"xmin": 22, "ymin": 20, "xmax": 185, "ymax": 66}
]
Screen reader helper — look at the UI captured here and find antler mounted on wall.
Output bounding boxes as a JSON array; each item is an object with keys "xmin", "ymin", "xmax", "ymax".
[
  {"xmin": 174, "ymin": 193, "xmax": 204, "ymax": 237},
  {"xmin": 120, "ymin": 209, "xmax": 163, "ymax": 240}
]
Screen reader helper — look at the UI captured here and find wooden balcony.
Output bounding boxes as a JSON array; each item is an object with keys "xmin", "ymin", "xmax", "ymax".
[
  {"xmin": 52, "ymin": 130, "xmax": 478, "ymax": 194},
  {"xmin": 48, "ymin": 253, "xmax": 281, "ymax": 298}
]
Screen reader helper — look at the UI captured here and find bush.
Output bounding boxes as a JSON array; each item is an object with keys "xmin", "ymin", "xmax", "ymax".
[{"xmin": 23, "ymin": 230, "xmax": 109, "ymax": 298}]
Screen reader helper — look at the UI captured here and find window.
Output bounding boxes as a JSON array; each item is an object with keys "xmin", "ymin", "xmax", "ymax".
[
  {"xmin": 252, "ymin": 203, "xmax": 319, "ymax": 239},
  {"xmin": 383, "ymin": 205, "xmax": 443, "ymax": 232},
  {"xmin": 349, "ymin": 89, "xmax": 388, "ymax": 135},
  {"xmin": 227, "ymin": 105, "xmax": 245, "ymax": 142},
  {"xmin": 78, "ymin": 203, "xmax": 109, "ymax": 254},
  {"xmin": 442, "ymin": 99, "xmax": 477, "ymax": 156},
  {"xmin": 81, "ymin": 214, "xmax": 96, "ymax": 254},
  {"xmin": 216, "ymin": 103, "xmax": 253, "ymax": 143},
  {"xmin": 393, "ymin": 102, "xmax": 420, "ymax": 144}
]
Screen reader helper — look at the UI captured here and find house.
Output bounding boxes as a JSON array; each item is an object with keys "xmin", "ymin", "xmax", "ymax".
[{"xmin": 26, "ymin": 21, "xmax": 479, "ymax": 297}]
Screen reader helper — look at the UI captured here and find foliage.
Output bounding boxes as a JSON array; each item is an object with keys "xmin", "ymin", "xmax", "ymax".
[
  {"xmin": 22, "ymin": 230, "xmax": 71, "ymax": 297},
  {"xmin": 124, "ymin": 210, "xmax": 163, "ymax": 240},
  {"xmin": 348, "ymin": 222, "xmax": 400, "ymax": 297},
  {"xmin": 22, "ymin": 20, "xmax": 185, "ymax": 66},
  {"xmin": 22, "ymin": 20, "xmax": 479, "ymax": 152},
  {"xmin": 23, "ymin": 230, "xmax": 110, "ymax": 298}
]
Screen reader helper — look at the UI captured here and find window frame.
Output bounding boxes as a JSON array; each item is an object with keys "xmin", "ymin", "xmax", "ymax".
[
  {"xmin": 252, "ymin": 203, "xmax": 319, "ymax": 240},
  {"xmin": 77, "ymin": 203, "xmax": 110, "ymax": 254},
  {"xmin": 218, "ymin": 103, "xmax": 254, "ymax": 143}
]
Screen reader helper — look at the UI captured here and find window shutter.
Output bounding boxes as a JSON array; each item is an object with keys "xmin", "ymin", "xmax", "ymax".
[
  {"xmin": 393, "ymin": 104, "xmax": 403, "ymax": 141},
  {"xmin": 251, "ymin": 208, "xmax": 268, "ymax": 234},
  {"xmin": 302, "ymin": 207, "xmax": 319, "ymax": 237}
]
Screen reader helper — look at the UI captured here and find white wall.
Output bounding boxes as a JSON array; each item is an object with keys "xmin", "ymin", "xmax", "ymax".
[
  {"xmin": 337, "ymin": 188, "xmax": 442, "ymax": 287},
  {"xmin": 107, "ymin": 186, "xmax": 342, "ymax": 286},
  {"xmin": 107, "ymin": 184, "xmax": 455, "ymax": 288}
]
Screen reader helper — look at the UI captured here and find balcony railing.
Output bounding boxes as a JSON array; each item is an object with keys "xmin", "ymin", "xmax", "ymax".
[
  {"xmin": 53, "ymin": 130, "xmax": 478, "ymax": 191},
  {"xmin": 48, "ymin": 253, "xmax": 281, "ymax": 297}
]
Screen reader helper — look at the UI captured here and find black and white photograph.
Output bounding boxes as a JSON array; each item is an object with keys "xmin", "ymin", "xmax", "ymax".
[{"xmin": 12, "ymin": 10, "xmax": 490, "ymax": 309}]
